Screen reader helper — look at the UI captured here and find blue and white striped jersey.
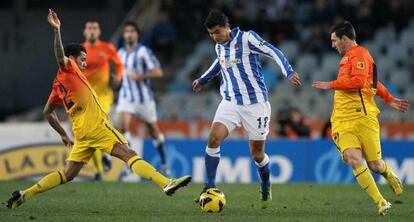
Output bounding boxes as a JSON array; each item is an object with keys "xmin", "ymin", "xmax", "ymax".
[
  {"xmin": 118, "ymin": 44, "xmax": 160, "ymax": 104},
  {"xmin": 198, "ymin": 27, "xmax": 295, "ymax": 105}
]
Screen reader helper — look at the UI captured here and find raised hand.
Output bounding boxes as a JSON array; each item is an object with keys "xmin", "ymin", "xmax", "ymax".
[
  {"xmin": 47, "ymin": 9, "xmax": 61, "ymax": 30},
  {"xmin": 389, "ymin": 98, "xmax": 410, "ymax": 112}
]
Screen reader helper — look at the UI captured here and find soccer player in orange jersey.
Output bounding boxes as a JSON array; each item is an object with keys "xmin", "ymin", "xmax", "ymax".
[
  {"xmin": 6, "ymin": 9, "xmax": 191, "ymax": 209},
  {"xmin": 82, "ymin": 21, "xmax": 123, "ymax": 180},
  {"xmin": 312, "ymin": 21, "xmax": 409, "ymax": 215}
]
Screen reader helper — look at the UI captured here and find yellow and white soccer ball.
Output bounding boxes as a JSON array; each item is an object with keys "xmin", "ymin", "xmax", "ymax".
[{"xmin": 199, "ymin": 188, "xmax": 226, "ymax": 213}]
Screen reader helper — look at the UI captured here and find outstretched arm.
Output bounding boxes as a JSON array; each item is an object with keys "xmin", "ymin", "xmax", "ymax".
[
  {"xmin": 43, "ymin": 102, "xmax": 73, "ymax": 147},
  {"xmin": 47, "ymin": 9, "xmax": 68, "ymax": 68},
  {"xmin": 246, "ymin": 31, "xmax": 301, "ymax": 86}
]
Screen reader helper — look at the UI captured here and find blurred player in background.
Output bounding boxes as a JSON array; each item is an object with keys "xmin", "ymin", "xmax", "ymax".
[
  {"xmin": 312, "ymin": 21, "xmax": 409, "ymax": 215},
  {"xmin": 82, "ymin": 20, "xmax": 123, "ymax": 180},
  {"xmin": 116, "ymin": 21, "xmax": 169, "ymax": 176},
  {"xmin": 192, "ymin": 10, "xmax": 301, "ymax": 209},
  {"xmin": 6, "ymin": 10, "xmax": 191, "ymax": 209}
]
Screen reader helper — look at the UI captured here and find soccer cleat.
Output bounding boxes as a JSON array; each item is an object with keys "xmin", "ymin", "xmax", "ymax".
[
  {"xmin": 260, "ymin": 186, "xmax": 272, "ymax": 209},
  {"xmin": 163, "ymin": 175, "xmax": 192, "ymax": 196},
  {"xmin": 386, "ymin": 171, "xmax": 403, "ymax": 196},
  {"xmin": 377, "ymin": 199, "xmax": 392, "ymax": 216},
  {"xmin": 7, "ymin": 190, "xmax": 25, "ymax": 209},
  {"xmin": 194, "ymin": 186, "xmax": 209, "ymax": 203}
]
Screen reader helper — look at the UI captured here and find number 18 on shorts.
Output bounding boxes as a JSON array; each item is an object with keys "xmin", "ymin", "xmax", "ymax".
[{"xmin": 213, "ymin": 100, "xmax": 271, "ymax": 140}]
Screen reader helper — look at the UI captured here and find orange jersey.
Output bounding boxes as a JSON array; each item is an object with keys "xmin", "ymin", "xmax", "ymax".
[
  {"xmin": 82, "ymin": 41, "xmax": 123, "ymax": 97},
  {"xmin": 329, "ymin": 45, "xmax": 394, "ymax": 122},
  {"xmin": 48, "ymin": 59, "xmax": 107, "ymax": 137}
]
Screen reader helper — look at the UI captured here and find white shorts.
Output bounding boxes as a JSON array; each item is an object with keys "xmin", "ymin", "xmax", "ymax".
[
  {"xmin": 213, "ymin": 100, "xmax": 271, "ymax": 140},
  {"xmin": 116, "ymin": 98, "xmax": 158, "ymax": 123}
]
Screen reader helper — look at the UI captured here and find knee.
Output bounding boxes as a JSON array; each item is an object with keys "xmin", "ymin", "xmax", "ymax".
[
  {"xmin": 344, "ymin": 152, "xmax": 363, "ymax": 169},
  {"xmin": 127, "ymin": 149, "xmax": 137, "ymax": 156},
  {"xmin": 64, "ymin": 169, "xmax": 78, "ymax": 181},
  {"xmin": 208, "ymin": 133, "xmax": 223, "ymax": 148},
  {"xmin": 252, "ymin": 152, "xmax": 265, "ymax": 163},
  {"xmin": 125, "ymin": 148, "xmax": 137, "ymax": 160},
  {"xmin": 368, "ymin": 160, "xmax": 384, "ymax": 173}
]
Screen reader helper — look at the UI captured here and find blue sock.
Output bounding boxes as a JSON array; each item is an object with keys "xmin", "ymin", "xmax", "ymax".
[
  {"xmin": 256, "ymin": 154, "xmax": 270, "ymax": 191},
  {"xmin": 258, "ymin": 164, "xmax": 270, "ymax": 191},
  {"xmin": 205, "ymin": 146, "xmax": 220, "ymax": 188}
]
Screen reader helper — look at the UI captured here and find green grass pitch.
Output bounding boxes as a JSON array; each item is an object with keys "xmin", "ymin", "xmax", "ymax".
[{"xmin": 0, "ymin": 181, "xmax": 413, "ymax": 222}]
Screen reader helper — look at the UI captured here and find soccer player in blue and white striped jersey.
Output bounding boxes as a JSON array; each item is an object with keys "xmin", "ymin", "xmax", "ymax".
[
  {"xmin": 116, "ymin": 21, "xmax": 169, "ymax": 176},
  {"xmin": 193, "ymin": 10, "xmax": 301, "ymax": 209}
]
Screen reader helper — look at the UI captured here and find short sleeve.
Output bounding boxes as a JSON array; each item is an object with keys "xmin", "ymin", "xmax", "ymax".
[
  {"xmin": 47, "ymin": 86, "xmax": 63, "ymax": 105},
  {"xmin": 141, "ymin": 47, "xmax": 160, "ymax": 72}
]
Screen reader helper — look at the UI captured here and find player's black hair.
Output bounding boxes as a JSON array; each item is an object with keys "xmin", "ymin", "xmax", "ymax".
[
  {"xmin": 329, "ymin": 21, "xmax": 356, "ymax": 40},
  {"xmin": 204, "ymin": 9, "xmax": 229, "ymax": 29},
  {"xmin": 64, "ymin": 44, "xmax": 86, "ymax": 58},
  {"xmin": 123, "ymin": 21, "xmax": 140, "ymax": 34}
]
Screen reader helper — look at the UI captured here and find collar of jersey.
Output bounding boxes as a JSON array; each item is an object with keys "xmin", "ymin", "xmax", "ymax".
[{"xmin": 221, "ymin": 27, "xmax": 240, "ymax": 46}]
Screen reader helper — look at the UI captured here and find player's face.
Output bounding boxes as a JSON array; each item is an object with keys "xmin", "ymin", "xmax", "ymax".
[
  {"xmin": 331, "ymin": 32, "xmax": 345, "ymax": 55},
  {"xmin": 74, "ymin": 52, "xmax": 87, "ymax": 71},
  {"xmin": 84, "ymin": 22, "xmax": 101, "ymax": 42},
  {"xmin": 123, "ymin": 26, "xmax": 139, "ymax": 45},
  {"xmin": 207, "ymin": 24, "xmax": 230, "ymax": 44}
]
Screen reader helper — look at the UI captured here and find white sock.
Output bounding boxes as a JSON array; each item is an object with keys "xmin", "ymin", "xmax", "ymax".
[
  {"xmin": 206, "ymin": 146, "xmax": 220, "ymax": 158},
  {"xmin": 255, "ymin": 154, "xmax": 269, "ymax": 167}
]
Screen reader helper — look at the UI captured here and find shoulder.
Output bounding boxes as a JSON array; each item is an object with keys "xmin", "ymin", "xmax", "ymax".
[
  {"xmin": 348, "ymin": 47, "xmax": 370, "ymax": 69},
  {"xmin": 66, "ymin": 58, "xmax": 76, "ymax": 69},
  {"xmin": 118, "ymin": 47, "xmax": 126, "ymax": 54},
  {"xmin": 245, "ymin": 30, "xmax": 264, "ymax": 43},
  {"xmin": 349, "ymin": 46, "xmax": 370, "ymax": 60},
  {"xmin": 246, "ymin": 30, "xmax": 259, "ymax": 37},
  {"xmin": 138, "ymin": 45, "xmax": 156, "ymax": 57},
  {"xmin": 101, "ymin": 41, "xmax": 117, "ymax": 51},
  {"xmin": 140, "ymin": 45, "xmax": 152, "ymax": 53}
]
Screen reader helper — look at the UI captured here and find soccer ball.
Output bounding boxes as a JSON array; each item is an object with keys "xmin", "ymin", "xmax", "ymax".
[{"xmin": 199, "ymin": 188, "xmax": 226, "ymax": 213}]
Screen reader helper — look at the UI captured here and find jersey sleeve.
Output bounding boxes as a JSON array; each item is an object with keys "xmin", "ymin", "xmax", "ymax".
[
  {"xmin": 329, "ymin": 55, "xmax": 369, "ymax": 90},
  {"xmin": 247, "ymin": 31, "xmax": 295, "ymax": 78},
  {"xmin": 376, "ymin": 81, "xmax": 394, "ymax": 104},
  {"xmin": 198, "ymin": 58, "xmax": 221, "ymax": 85},
  {"xmin": 47, "ymin": 86, "xmax": 63, "ymax": 105},
  {"xmin": 107, "ymin": 43, "xmax": 123, "ymax": 81},
  {"xmin": 141, "ymin": 47, "xmax": 160, "ymax": 72}
]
